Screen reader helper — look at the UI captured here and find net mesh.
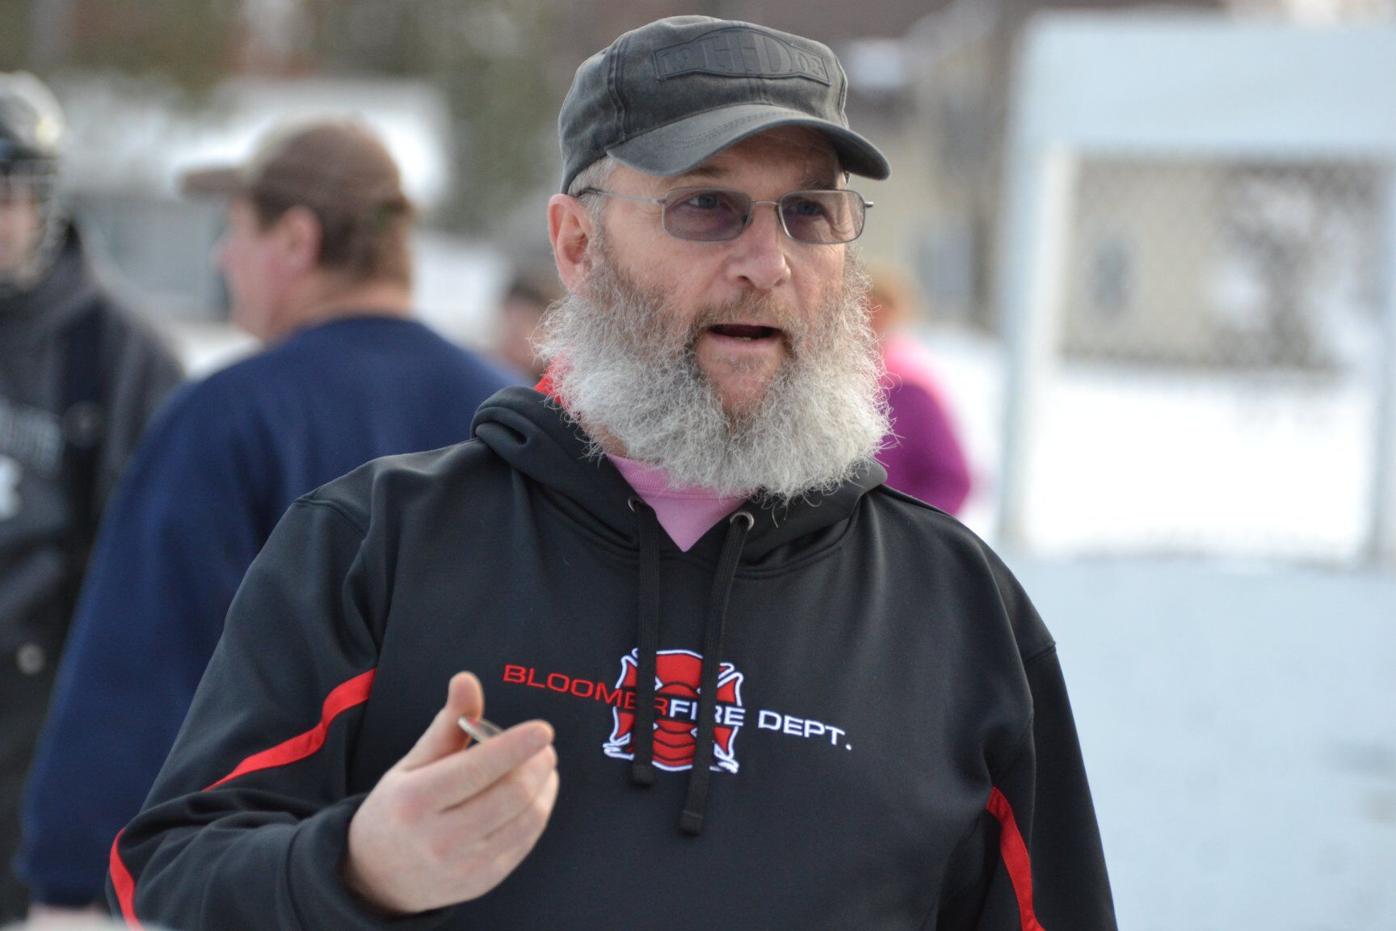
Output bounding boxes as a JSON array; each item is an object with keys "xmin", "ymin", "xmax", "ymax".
[{"xmin": 1015, "ymin": 156, "xmax": 1390, "ymax": 562}]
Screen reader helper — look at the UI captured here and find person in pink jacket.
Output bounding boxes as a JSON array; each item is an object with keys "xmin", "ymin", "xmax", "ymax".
[{"xmin": 870, "ymin": 262, "xmax": 972, "ymax": 514}]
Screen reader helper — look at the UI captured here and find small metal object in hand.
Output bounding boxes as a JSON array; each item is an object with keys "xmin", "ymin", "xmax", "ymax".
[{"xmin": 457, "ymin": 715, "xmax": 503, "ymax": 743}]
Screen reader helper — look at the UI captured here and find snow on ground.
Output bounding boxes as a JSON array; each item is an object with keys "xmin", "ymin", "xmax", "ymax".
[
  {"xmin": 911, "ymin": 321, "xmax": 1384, "ymax": 564},
  {"xmin": 1023, "ymin": 366, "xmax": 1377, "ymax": 563},
  {"xmin": 1013, "ymin": 557, "xmax": 1396, "ymax": 931}
]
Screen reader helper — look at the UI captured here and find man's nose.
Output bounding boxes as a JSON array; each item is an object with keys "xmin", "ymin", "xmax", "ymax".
[{"xmin": 729, "ymin": 202, "xmax": 791, "ymax": 292}]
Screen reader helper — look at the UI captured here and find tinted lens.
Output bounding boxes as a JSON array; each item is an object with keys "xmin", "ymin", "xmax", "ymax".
[
  {"xmin": 661, "ymin": 188, "xmax": 750, "ymax": 241},
  {"xmin": 780, "ymin": 191, "xmax": 864, "ymax": 244}
]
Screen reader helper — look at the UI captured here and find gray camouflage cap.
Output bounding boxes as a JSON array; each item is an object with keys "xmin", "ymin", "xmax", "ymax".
[{"xmin": 558, "ymin": 16, "xmax": 890, "ymax": 193}]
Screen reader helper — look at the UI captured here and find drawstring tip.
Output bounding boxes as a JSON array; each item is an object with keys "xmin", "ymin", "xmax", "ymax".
[
  {"xmin": 630, "ymin": 762, "xmax": 656, "ymax": 787},
  {"xmin": 679, "ymin": 809, "xmax": 704, "ymax": 836}
]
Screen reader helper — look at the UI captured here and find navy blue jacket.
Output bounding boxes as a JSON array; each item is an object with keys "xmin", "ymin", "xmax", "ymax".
[{"xmin": 18, "ymin": 316, "xmax": 518, "ymax": 906}]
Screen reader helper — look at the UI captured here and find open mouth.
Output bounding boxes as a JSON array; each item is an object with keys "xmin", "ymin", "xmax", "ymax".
[{"xmin": 707, "ymin": 324, "xmax": 781, "ymax": 341}]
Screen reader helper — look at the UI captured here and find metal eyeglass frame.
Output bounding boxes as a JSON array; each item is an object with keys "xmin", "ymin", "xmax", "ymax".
[{"xmin": 575, "ymin": 186, "xmax": 874, "ymax": 245}]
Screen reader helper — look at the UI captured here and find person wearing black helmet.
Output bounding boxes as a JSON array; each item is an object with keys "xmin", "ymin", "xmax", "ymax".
[
  {"xmin": 0, "ymin": 71, "xmax": 183, "ymax": 921},
  {"xmin": 112, "ymin": 18, "xmax": 1116, "ymax": 930},
  {"xmin": 0, "ymin": 76, "xmax": 64, "ymax": 295}
]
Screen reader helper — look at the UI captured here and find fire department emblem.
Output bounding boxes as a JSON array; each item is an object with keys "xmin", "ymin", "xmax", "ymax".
[{"xmin": 603, "ymin": 649, "xmax": 744, "ymax": 773}]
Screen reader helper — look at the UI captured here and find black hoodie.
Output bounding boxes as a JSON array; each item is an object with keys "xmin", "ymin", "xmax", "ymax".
[
  {"xmin": 112, "ymin": 387, "xmax": 1116, "ymax": 930},
  {"xmin": 0, "ymin": 227, "xmax": 182, "ymax": 655}
]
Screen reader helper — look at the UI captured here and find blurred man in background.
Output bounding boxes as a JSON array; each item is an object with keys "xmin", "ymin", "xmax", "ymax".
[
  {"xmin": 17, "ymin": 118, "xmax": 518, "ymax": 921},
  {"xmin": 0, "ymin": 72, "xmax": 183, "ymax": 922},
  {"xmin": 869, "ymin": 260, "xmax": 973, "ymax": 513},
  {"xmin": 490, "ymin": 266, "xmax": 560, "ymax": 380}
]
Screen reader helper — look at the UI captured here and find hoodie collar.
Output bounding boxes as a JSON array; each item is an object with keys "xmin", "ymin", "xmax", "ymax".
[{"xmin": 469, "ymin": 386, "xmax": 886, "ymax": 563}]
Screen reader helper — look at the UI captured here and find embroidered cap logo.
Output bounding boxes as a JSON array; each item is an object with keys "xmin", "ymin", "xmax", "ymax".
[{"xmin": 652, "ymin": 28, "xmax": 832, "ymax": 84}]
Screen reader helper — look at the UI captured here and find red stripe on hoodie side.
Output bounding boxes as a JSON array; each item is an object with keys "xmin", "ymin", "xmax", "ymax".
[
  {"xmin": 108, "ymin": 669, "xmax": 376, "ymax": 927},
  {"xmin": 986, "ymin": 786, "xmax": 1046, "ymax": 931},
  {"xmin": 205, "ymin": 668, "xmax": 376, "ymax": 790},
  {"xmin": 109, "ymin": 830, "xmax": 144, "ymax": 929}
]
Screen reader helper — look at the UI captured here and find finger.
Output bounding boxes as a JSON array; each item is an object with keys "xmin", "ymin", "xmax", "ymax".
[
  {"xmin": 397, "ymin": 672, "xmax": 484, "ymax": 771},
  {"xmin": 481, "ymin": 768, "xmax": 560, "ymax": 873},
  {"xmin": 406, "ymin": 720, "xmax": 554, "ymax": 810},
  {"xmin": 438, "ymin": 742, "xmax": 557, "ymax": 838},
  {"xmin": 426, "ymin": 769, "xmax": 561, "ymax": 905}
]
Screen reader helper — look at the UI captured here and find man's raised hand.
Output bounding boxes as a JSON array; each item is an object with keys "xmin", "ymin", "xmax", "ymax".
[{"xmin": 343, "ymin": 672, "xmax": 558, "ymax": 914}]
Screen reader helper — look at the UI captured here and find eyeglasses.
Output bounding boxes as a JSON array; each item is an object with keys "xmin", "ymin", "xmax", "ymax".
[{"xmin": 576, "ymin": 186, "xmax": 872, "ymax": 245}]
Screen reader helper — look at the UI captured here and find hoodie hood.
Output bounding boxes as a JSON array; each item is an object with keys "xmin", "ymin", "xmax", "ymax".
[{"xmin": 470, "ymin": 386, "xmax": 886, "ymax": 564}]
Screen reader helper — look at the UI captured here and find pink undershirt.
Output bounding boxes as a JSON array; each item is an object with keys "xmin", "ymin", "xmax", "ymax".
[{"xmin": 608, "ymin": 455, "xmax": 748, "ymax": 552}]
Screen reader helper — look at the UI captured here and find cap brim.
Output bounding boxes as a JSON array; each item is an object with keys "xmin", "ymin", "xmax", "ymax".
[
  {"xmin": 178, "ymin": 165, "xmax": 245, "ymax": 198},
  {"xmin": 607, "ymin": 103, "xmax": 890, "ymax": 182}
]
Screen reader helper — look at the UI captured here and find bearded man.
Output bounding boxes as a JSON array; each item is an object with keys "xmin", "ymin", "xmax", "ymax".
[{"xmin": 111, "ymin": 17, "xmax": 1117, "ymax": 930}]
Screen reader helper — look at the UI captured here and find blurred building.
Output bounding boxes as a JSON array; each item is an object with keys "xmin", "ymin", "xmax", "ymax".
[
  {"xmin": 1061, "ymin": 158, "xmax": 1383, "ymax": 369},
  {"xmin": 861, "ymin": 0, "xmax": 1227, "ymax": 330},
  {"xmin": 991, "ymin": 12, "xmax": 1396, "ymax": 565}
]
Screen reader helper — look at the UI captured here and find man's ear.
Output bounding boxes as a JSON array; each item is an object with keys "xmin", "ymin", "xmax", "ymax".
[
  {"xmin": 275, "ymin": 205, "xmax": 322, "ymax": 275},
  {"xmin": 548, "ymin": 193, "xmax": 594, "ymax": 295}
]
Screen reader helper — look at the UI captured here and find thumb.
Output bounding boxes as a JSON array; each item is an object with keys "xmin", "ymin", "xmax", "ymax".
[{"xmin": 396, "ymin": 671, "xmax": 484, "ymax": 771}]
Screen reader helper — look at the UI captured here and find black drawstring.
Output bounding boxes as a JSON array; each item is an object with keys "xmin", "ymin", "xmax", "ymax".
[
  {"xmin": 626, "ymin": 499, "xmax": 754, "ymax": 836},
  {"xmin": 679, "ymin": 509, "xmax": 753, "ymax": 836},
  {"xmin": 629, "ymin": 497, "xmax": 660, "ymax": 787}
]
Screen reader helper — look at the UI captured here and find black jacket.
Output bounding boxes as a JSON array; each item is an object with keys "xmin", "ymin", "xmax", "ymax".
[
  {"xmin": 113, "ymin": 386, "xmax": 1116, "ymax": 930},
  {"xmin": 0, "ymin": 228, "xmax": 182, "ymax": 659},
  {"xmin": 0, "ymin": 226, "xmax": 181, "ymax": 919}
]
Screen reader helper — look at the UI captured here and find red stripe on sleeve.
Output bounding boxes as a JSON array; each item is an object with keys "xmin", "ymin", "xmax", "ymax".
[
  {"xmin": 107, "ymin": 669, "xmax": 377, "ymax": 926},
  {"xmin": 109, "ymin": 829, "xmax": 144, "ymax": 929},
  {"xmin": 987, "ymin": 786, "xmax": 1046, "ymax": 931},
  {"xmin": 205, "ymin": 668, "xmax": 376, "ymax": 790}
]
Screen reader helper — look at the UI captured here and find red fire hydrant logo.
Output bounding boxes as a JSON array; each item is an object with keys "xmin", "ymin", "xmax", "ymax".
[{"xmin": 603, "ymin": 649, "xmax": 744, "ymax": 774}]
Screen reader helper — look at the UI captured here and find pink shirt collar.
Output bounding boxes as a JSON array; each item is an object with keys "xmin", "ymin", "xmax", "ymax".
[{"xmin": 608, "ymin": 455, "xmax": 748, "ymax": 552}]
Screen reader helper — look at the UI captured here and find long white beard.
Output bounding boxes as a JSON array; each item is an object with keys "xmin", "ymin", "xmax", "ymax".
[{"xmin": 537, "ymin": 237, "xmax": 889, "ymax": 504}]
